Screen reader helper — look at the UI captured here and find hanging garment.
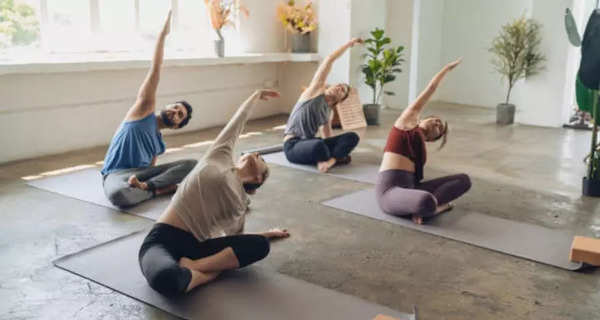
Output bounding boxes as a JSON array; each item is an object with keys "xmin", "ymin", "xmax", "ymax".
[
  {"xmin": 579, "ymin": 9, "xmax": 600, "ymax": 90},
  {"xmin": 576, "ymin": 74, "xmax": 598, "ymax": 113}
]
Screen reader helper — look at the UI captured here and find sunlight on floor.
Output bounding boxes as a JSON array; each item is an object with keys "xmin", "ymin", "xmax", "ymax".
[
  {"xmin": 22, "ymin": 164, "xmax": 96, "ymax": 181},
  {"xmin": 21, "ymin": 130, "xmax": 274, "ymax": 181}
]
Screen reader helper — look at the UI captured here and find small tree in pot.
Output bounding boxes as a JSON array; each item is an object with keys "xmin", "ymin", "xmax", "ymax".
[
  {"xmin": 361, "ymin": 28, "xmax": 404, "ymax": 125},
  {"xmin": 489, "ymin": 16, "xmax": 545, "ymax": 125}
]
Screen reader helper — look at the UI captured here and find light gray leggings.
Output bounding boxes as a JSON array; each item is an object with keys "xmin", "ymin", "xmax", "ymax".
[{"xmin": 102, "ymin": 159, "xmax": 197, "ymax": 208}]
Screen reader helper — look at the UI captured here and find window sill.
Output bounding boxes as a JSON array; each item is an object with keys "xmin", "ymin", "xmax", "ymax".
[{"xmin": 0, "ymin": 52, "xmax": 321, "ymax": 76}]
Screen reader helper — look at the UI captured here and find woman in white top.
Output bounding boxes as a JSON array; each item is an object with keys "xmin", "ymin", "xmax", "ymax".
[{"xmin": 138, "ymin": 89, "xmax": 290, "ymax": 296}]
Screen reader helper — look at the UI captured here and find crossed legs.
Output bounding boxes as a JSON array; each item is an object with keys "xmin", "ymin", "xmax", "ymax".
[
  {"xmin": 103, "ymin": 159, "xmax": 197, "ymax": 208},
  {"xmin": 283, "ymin": 132, "xmax": 360, "ymax": 172},
  {"xmin": 376, "ymin": 170, "xmax": 471, "ymax": 224},
  {"xmin": 139, "ymin": 224, "xmax": 270, "ymax": 296}
]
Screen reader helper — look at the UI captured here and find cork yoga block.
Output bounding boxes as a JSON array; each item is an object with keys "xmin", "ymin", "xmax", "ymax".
[{"xmin": 570, "ymin": 236, "xmax": 600, "ymax": 266}]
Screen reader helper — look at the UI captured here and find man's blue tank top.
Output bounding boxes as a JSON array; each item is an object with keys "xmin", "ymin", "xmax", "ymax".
[{"xmin": 101, "ymin": 114, "xmax": 166, "ymax": 175}]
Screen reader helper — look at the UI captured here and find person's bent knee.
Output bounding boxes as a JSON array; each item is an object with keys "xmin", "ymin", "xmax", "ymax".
[
  {"xmin": 107, "ymin": 189, "xmax": 134, "ymax": 208},
  {"xmin": 416, "ymin": 193, "xmax": 437, "ymax": 217},
  {"xmin": 345, "ymin": 132, "xmax": 360, "ymax": 147},
  {"xmin": 147, "ymin": 264, "xmax": 191, "ymax": 297},
  {"xmin": 311, "ymin": 142, "xmax": 330, "ymax": 162},
  {"xmin": 459, "ymin": 174, "xmax": 472, "ymax": 192},
  {"xmin": 235, "ymin": 235, "xmax": 270, "ymax": 268},
  {"xmin": 182, "ymin": 159, "xmax": 198, "ymax": 171}
]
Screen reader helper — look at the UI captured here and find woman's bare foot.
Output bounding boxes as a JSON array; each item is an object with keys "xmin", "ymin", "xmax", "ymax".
[
  {"xmin": 179, "ymin": 257, "xmax": 195, "ymax": 270},
  {"xmin": 335, "ymin": 156, "xmax": 352, "ymax": 166},
  {"xmin": 435, "ymin": 203, "xmax": 454, "ymax": 215},
  {"xmin": 412, "ymin": 215, "xmax": 424, "ymax": 225},
  {"xmin": 317, "ymin": 158, "xmax": 337, "ymax": 173},
  {"xmin": 128, "ymin": 175, "xmax": 148, "ymax": 190}
]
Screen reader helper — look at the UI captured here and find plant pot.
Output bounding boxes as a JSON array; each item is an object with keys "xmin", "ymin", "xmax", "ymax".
[
  {"xmin": 363, "ymin": 104, "xmax": 381, "ymax": 126},
  {"xmin": 214, "ymin": 39, "xmax": 224, "ymax": 58},
  {"xmin": 291, "ymin": 33, "xmax": 310, "ymax": 53},
  {"xmin": 496, "ymin": 103, "xmax": 515, "ymax": 125},
  {"xmin": 583, "ymin": 177, "xmax": 600, "ymax": 197}
]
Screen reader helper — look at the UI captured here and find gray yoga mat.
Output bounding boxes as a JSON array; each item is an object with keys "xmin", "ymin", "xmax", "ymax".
[
  {"xmin": 322, "ymin": 189, "xmax": 583, "ymax": 271},
  {"xmin": 241, "ymin": 144, "xmax": 284, "ymax": 155},
  {"xmin": 54, "ymin": 231, "xmax": 416, "ymax": 320},
  {"xmin": 262, "ymin": 152, "xmax": 379, "ymax": 184},
  {"xmin": 26, "ymin": 169, "xmax": 167, "ymax": 220}
]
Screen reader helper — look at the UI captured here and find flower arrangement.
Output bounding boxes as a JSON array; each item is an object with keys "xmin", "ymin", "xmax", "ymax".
[
  {"xmin": 204, "ymin": 0, "xmax": 249, "ymax": 40},
  {"xmin": 277, "ymin": 0, "xmax": 317, "ymax": 34}
]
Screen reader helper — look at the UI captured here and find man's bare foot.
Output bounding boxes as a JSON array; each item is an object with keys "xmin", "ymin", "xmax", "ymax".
[
  {"xmin": 317, "ymin": 158, "xmax": 336, "ymax": 173},
  {"xmin": 435, "ymin": 203, "xmax": 454, "ymax": 215},
  {"xmin": 155, "ymin": 184, "xmax": 177, "ymax": 196},
  {"xmin": 412, "ymin": 215, "xmax": 424, "ymax": 225},
  {"xmin": 128, "ymin": 175, "xmax": 148, "ymax": 190}
]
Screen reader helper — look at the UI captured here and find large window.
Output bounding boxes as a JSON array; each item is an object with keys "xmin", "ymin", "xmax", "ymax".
[
  {"xmin": 0, "ymin": 0, "xmax": 42, "ymax": 60},
  {"xmin": 0, "ymin": 0, "xmax": 218, "ymax": 61}
]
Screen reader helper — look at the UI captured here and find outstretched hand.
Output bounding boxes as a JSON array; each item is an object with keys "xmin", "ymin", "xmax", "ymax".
[
  {"xmin": 256, "ymin": 89, "xmax": 281, "ymax": 101},
  {"xmin": 162, "ymin": 10, "xmax": 172, "ymax": 35},
  {"xmin": 445, "ymin": 58, "xmax": 462, "ymax": 71},
  {"xmin": 262, "ymin": 228, "xmax": 290, "ymax": 239},
  {"xmin": 349, "ymin": 37, "xmax": 364, "ymax": 47}
]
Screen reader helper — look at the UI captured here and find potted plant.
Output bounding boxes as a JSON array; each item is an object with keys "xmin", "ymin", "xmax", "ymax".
[
  {"xmin": 565, "ymin": 7, "xmax": 600, "ymax": 196},
  {"xmin": 205, "ymin": 0, "xmax": 249, "ymax": 57},
  {"xmin": 277, "ymin": 0, "xmax": 317, "ymax": 53},
  {"xmin": 361, "ymin": 28, "xmax": 404, "ymax": 125},
  {"xmin": 489, "ymin": 16, "xmax": 545, "ymax": 125}
]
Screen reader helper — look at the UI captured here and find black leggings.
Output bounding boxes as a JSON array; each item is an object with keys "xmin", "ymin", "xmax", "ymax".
[
  {"xmin": 138, "ymin": 223, "xmax": 270, "ymax": 297},
  {"xmin": 283, "ymin": 132, "xmax": 360, "ymax": 165}
]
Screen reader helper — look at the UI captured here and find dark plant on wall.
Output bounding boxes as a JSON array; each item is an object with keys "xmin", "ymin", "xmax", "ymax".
[
  {"xmin": 565, "ymin": 6, "xmax": 600, "ymax": 196},
  {"xmin": 489, "ymin": 16, "xmax": 545, "ymax": 104},
  {"xmin": 361, "ymin": 28, "xmax": 404, "ymax": 105}
]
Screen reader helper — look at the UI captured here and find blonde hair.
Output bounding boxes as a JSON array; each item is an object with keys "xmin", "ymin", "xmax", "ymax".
[{"xmin": 437, "ymin": 121, "xmax": 449, "ymax": 150}]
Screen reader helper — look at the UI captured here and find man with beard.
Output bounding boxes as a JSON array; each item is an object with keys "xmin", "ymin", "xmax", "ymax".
[{"xmin": 101, "ymin": 11, "xmax": 196, "ymax": 208}]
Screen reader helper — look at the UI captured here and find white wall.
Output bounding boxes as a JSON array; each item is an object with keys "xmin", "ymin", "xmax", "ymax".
[
  {"xmin": 237, "ymin": 0, "xmax": 285, "ymax": 53},
  {"xmin": 385, "ymin": 0, "xmax": 413, "ymax": 109},
  {"xmin": 0, "ymin": 1, "xmax": 320, "ymax": 164},
  {"xmin": 392, "ymin": 0, "xmax": 576, "ymax": 127},
  {"xmin": 436, "ymin": 0, "xmax": 531, "ymax": 107},
  {"xmin": 0, "ymin": 62, "xmax": 317, "ymax": 163},
  {"xmin": 317, "ymin": 0, "xmax": 352, "ymax": 84},
  {"xmin": 517, "ymin": 0, "xmax": 574, "ymax": 127},
  {"xmin": 349, "ymin": 0, "xmax": 388, "ymax": 104},
  {"xmin": 411, "ymin": 0, "xmax": 445, "ymax": 101}
]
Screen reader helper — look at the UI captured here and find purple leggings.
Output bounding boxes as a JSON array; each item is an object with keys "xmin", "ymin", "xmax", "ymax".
[{"xmin": 375, "ymin": 169, "xmax": 471, "ymax": 218}]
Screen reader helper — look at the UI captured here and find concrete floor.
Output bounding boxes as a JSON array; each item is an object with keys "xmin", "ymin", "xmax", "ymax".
[{"xmin": 1, "ymin": 102, "xmax": 600, "ymax": 320}]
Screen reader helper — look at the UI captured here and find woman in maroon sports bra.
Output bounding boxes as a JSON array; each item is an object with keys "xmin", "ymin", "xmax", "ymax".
[{"xmin": 376, "ymin": 59, "xmax": 471, "ymax": 225}]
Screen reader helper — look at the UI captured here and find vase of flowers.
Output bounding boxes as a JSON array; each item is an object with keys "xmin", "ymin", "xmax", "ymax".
[
  {"xmin": 277, "ymin": 0, "xmax": 317, "ymax": 53},
  {"xmin": 205, "ymin": 0, "xmax": 249, "ymax": 57}
]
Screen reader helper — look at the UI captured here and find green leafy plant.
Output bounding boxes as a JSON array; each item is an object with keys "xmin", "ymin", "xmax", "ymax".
[
  {"xmin": 0, "ymin": 0, "xmax": 39, "ymax": 48},
  {"xmin": 361, "ymin": 28, "xmax": 404, "ymax": 105},
  {"xmin": 584, "ymin": 94, "xmax": 599, "ymax": 180},
  {"xmin": 489, "ymin": 16, "xmax": 545, "ymax": 104}
]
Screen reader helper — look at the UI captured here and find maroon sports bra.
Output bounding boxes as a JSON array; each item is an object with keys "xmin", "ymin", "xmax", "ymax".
[{"xmin": 384, "ymin": 126, "xmax": 427, "ymax": 182}]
